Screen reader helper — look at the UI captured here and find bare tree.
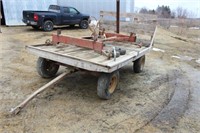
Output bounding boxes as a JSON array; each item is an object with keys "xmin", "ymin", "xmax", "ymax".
[
  {"xmin": 134, "ymin": 8, "xmax": 140, "ymax": 13},
  {"xmin": 176, "ymin": 7, "xmax": 188, "ymax": 18},
  {"xmin": 176, "ymin": 7, "xmax": 188, "ymax": 35},
  {"xmin": 187, "ymin": 11, "xmax": 196, "ymax": 18}
]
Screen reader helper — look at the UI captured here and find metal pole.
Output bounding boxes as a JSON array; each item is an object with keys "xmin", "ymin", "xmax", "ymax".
[
  {"xmin": 116, "ymin": 0, "xmax": 120, "ymax": 33},
  {"xmin": 0, "ymin": 0, "xmax": 2, "ymax": 33}
]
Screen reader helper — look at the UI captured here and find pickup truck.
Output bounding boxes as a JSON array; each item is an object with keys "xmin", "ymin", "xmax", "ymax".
[{"xmin": 22, "ymin": 5, "xmax": 90, "ymax": 31}]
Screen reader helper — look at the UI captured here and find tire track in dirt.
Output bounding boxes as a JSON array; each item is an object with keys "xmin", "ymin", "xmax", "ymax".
[
  {"xmin": 135, "ymin": 75, "xmax": 190, "ymax": 132},
  {"xmin": 84, "ymin": 68, "xmax": 180, "ymax": 133}
]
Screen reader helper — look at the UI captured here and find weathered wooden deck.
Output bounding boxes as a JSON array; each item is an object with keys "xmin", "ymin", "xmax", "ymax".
[{"xmin": 26, "ymin": 41, "xmax": 150, "ymax": 73}]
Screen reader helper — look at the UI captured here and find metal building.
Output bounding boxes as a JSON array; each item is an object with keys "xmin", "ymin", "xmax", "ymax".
[
  {"xmin": 57, "ymin": 0, "xmax": 134, "ymax": 20},
  {"xmin": 1, "ymin": 0, "xmax": 134, "ymax": 26}
]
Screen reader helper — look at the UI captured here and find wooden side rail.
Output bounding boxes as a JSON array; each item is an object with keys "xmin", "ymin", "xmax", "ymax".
[{"xmin": 105, "ymin": 32, "xmax": 136, "ymax": 42}]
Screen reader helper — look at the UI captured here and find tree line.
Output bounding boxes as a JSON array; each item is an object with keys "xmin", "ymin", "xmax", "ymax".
[{"xmin": 138, "ymin": 5, "xmax": 195, "ymax": 19}]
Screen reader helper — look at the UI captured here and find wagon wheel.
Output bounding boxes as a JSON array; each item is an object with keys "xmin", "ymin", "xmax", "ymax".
[
  {"xmin": 97, "ymin": 71, "xmax": 119, "ymax": 100},
  {"xmin": 134, "ymin": 55, "xmax": 145, "ymax": 73},
  {"xmin": 37, "ymin": 57, "xmax": 59, "ymax": 78}
]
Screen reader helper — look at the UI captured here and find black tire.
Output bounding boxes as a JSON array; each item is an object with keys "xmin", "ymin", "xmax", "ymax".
[
  {"xmin": 43, "ymin": 20, "xmax": 54, "ymax": 31},
  {"xmin": 134, "ymin": 55, "xmax": 145, "ymax": 73},
  {"xmin": 37, "ymin": 57, "xmax": 59, "ymax": 78},
  {"xmin": 79, "ymin": 20, "xmax": 89, "ymax": 29},
  {"xmin": 32, "ymin": 26, "xmax": 40, "ymax": 30},
  {"xmin": 97, "ymin": 71, "xmax": 120, "ymax": 100}
]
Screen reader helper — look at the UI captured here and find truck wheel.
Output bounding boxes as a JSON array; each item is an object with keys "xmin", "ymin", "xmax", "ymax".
[
  {"xmin": 97, "ymin": 71, "xmax": 119, "ymax": 100},
  {"xmin": 79, "ymin": 20, "xmax": 89, "ymax": 29},
  {"xmin": 37, "ymin": 57, "xmax": 59, "ymax": 78},
  {"xmin": 43, "ymin": 20, "xmax": 54, "ymax": 31},
  {"xmin": 134, "ymin": 55, "xmax": 145, "ymax": 73},
  {"xmin": 32, "ymin": 26, "xmax": 40, "ymax": 30}
]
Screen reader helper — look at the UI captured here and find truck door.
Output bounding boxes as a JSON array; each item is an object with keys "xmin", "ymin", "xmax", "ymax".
[
  {"xmin": 62, "ymin": 7, "xmax": 70, "ymax": 24},
  {"xmin": 62, "ymin": 7, "xmax": 81, "ymax": 24}
]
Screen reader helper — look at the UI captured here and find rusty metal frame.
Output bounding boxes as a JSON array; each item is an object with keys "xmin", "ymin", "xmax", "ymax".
[
  {"xmin": 51, "ymin": 32, "xmax": 136, "ymax": 54},
  {"xmin": 52, "ymin": 34, "xmax": 104, "ymax": 53}
]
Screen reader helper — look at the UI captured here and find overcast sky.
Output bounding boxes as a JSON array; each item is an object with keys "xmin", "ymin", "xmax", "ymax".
[{"xmin": 135, "ymin": 0, "xmax": 200, "ymax": 18}]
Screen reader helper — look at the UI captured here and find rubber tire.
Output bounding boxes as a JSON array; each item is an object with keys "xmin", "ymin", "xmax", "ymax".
[
  {"xmin": 37, "ymin": 57, "xmax": 59, "ymax": 78},
  {"xmin": 134, "ymin": 55, "xmax": 145, "ymax": 73},
  {"xmin": 79, "ymin": 20, "xmax": 89, "ymax": 29},
  {"xmin": 32, "ymin": 26, "xmax": 40, "ymax": 30},
  {"xmin": 43, "ymin": 20, "xmax": 54, "ymax": 31},
  {"xmin": 97, "ymin": 71, "xmax": 120, "ymax": 100}
]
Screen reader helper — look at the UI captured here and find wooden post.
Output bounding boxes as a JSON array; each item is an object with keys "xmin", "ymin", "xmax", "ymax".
[{"xmin": 116, "ymin": 0, "xmax": 120, "ymax": 33}]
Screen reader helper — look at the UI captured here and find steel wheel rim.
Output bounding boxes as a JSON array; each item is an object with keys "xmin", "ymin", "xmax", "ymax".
[
  {"xmin": 45, "ymin": 61, "xmax": 55, "ymax": 72},
  {"xmin": 45, "ymin": 22, "xmax": 53, "ymax": 31},
  {"xmin": 108, "ymin": 75, "xmax": 117, "ymax": 94},
  {"xmin": 81, "ymin": 21, "xmax": 88, "ymax": 28}
]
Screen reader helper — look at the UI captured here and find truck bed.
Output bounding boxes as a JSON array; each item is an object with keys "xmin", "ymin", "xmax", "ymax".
[{"xmin": 26, "ymin": 41, "xmax": 151, "ymax": 73}]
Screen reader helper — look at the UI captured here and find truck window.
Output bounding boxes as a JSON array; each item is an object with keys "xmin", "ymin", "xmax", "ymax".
[
  {"xmin": 49, "ymin": 5, "xmax": 61, "ymax": 13},
  {"xmin": 63, "ymin": 7, "xmax": 69, "ymax": 14},
  {"xmin": 69, "ymin": 7, "xmax": 78, "ymax": 14}
]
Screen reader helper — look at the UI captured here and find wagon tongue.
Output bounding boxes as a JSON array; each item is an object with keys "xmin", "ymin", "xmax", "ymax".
[{"xmin": 10, "ymin": 69, "xmax": 76, "ymax": 115}]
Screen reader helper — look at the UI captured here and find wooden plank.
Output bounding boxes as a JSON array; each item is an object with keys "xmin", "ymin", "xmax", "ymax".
[
  {"xmin": 62, "ymin": 49, "xmax": 104, "ymax": 62},
  {"xmin": 40, "ymin": 45, "xmax": 85, "ymax": 54},
  {"xmin": 63, "ymin": 50, "xmax": 101, "ymax": 60},
  {"xmin": 55, "ymin": 48, "xmax": 84, "ymax": 54},
  {"xmin": 105, "ymin": 32, "xmax": 136, "ymax": 42},
  {"xmin": 40, "ymin": 44, "xmax": 80, "ymax": 51},
  {"xmin": 63, "ymin": 48, "xmax": 90, "ymax": 55},
  {"xmin": 26, "ymin": 45, "xmax": 111, "ymax": 72},
  {"xmin": 73, "ymin": 52, "xmax": 101, "ymax": 60},
  {"xmin": 88, "ymin": 56, "xmax": 108, "ymax": 63},
  {"xmin": 149, "ymin": 26, "xmax": 158, "ymax": 48}
]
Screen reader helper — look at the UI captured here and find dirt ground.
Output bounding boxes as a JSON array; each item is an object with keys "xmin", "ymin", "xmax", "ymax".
[{"xmin": 0, "ymin": 25, "xmax": 200, "ymax": 133}]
